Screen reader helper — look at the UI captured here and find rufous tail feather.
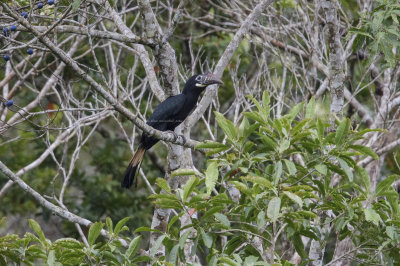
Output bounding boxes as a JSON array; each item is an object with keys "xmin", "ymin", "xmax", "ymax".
[{"xmin": 121, "ymin": 145, "xmax": 146, "ymax": 188}]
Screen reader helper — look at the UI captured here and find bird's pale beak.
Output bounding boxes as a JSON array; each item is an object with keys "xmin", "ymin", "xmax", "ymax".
[{"xmin": 203, "ymin": 72, "xmax": 223, "ymax": 85}]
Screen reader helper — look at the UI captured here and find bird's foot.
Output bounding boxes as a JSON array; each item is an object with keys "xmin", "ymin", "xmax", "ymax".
[
  {"xmin": 166, "ymin": 130, "xmax": 179, "ymax": 141},
  {"xmin": 166, "ymin": 131, "xmax": 186, "ymax": 144},
  {"xmin": 178, "ymin": 134, "xmax": 187, "ymax": 144}
]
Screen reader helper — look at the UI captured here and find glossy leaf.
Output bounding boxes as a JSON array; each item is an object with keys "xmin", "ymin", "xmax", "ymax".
[
  {"xmin": 206, "ymin": 162, "xmax": 218, "ymax": 196},
  {"xmin": 126, "ymin": 236, "xmax": 141, "ymax": 259},
  {"xmin": 267, "ymin": 197, "xmax": 281, "ymax": 222},
  {"xmin": 88, "ymin": 222, "xmax": 104, "ymax": 246},
  {"xmin": 183, "ymin": 176, "xmax": 199, "ymax": 201},
  {"xmin": 335, "ymin": 118, "xmax": 351, "ymax": 146}
]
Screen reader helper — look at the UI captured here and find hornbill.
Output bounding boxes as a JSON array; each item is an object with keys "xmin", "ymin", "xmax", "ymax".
[{"xmin": 122, "ymin": 73, "xmax": 223, "ymax": 188}]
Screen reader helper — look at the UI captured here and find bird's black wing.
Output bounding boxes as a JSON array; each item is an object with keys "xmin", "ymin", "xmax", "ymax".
[{"xmin": 146, "ymin": 94, "xmax": 186, "ymax": 130}]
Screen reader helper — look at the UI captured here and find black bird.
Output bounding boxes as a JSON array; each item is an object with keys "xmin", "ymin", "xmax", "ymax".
[{"xmin": 122, "ymin": 73, "xmax": 223, "ymax": 188}]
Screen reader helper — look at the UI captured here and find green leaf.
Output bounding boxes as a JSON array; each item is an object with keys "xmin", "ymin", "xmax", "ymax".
[
  {"xmin": 284, "ymin": 159, "xmax": 297, "ymax": 175},
  {"xmin": 352, "ymin": 34, "xmax": 366, "ymax": 52},
  {"xmin": 206, "ymin": 147, "xmax": 230, "ymax": 156},
  {"xmin": 168, "ymin": 244, "xmax": 179, "ymax": 264},
  {"xmin": 132, "ymin": 256, "xmax": 151, "ymax": 263},
  {"xmin": 72, "ymin": 0, "xmax": 81, "ymax": 11},
  {"xmin": 335, "ymin": 118, "xmax": 350, "ymax": 145},
  {"xmin": 28, "ymin": 219, "xmax": 46, "ymax": 244},
  {"xmin": 134, "ymin": 227, "xmax": 162, "ymax": 234},
  {"xmin": 391, "ymin": 13, "xmax": 399, "ymax": 25},
  {"xmin": 283, "ymin": 191, "xmax": 303, "ymax": 208},
  {"xmin": 260, "ymin": 135, "xmax": 277, "ymax": 151},
  {"xmin": 287, "ymin": 102, "xmax": 304, "ymax": 121},
  {"xmin": 372, "ymin": 11, "xmax": 384, "ymax": 32},
  {"xmin": 179, "ymin": 230, "xmax": 191, "ymax": 249},
  {"xmin": 232, "ymin": 254, "xmax": 242, "ymax": 264},
  {"xmin": 386, "ymin": 226, "xmax": 396, "ymax": 240},
  {"xmin": 156, "ymin": 178, "xmax": 171, "ymax": 193},
  {"xmin": 244, "ymin": 256, "xmax": 260, "ymax": 264},
  {"xmin": 376, "ymin": 175, "xmax": 399, "ymax": 197},
  {"xmin": 238, "ymin": 117, "xmax": 249, "ymax": 139},
  {"xmin": 88, "ymin": 222, "xmax": 104, "ymax": 246},
  {"xmin": 202, "ymin": 206, "xmax": 225, "ymax": 221},
  {"xmin": 365, "ymin": 41, "xmax": 378, "ymax": 66},
  {"xmin": 355, "ymin": 166, "xmax": 370, "ymax": 192},
  {"xmin": 195, "ymin": 141, "xmax": 229, "ymax": 150},
  {"xmin": 293, "ymin": 233, "xmax": 307, "ymax": 258},
  {"xmin": 200, "ymin": 228, "xmax": 213, "ymax": 248},
  {"xmin": 47, "ymin": 250, "xmax": 56, "ymax": 266},
  {"xmin": 171, "ymin": 169, "xmax": 198, "ymax": 178},
  {"xmin": 296, "ymin": 211, "xmax": 317, "ymax": 218},
  {"xmin": 273, "ymin": 119, "xmax": 283, "ymax": 135},
  {"xmin": 380, "ymin": 40, "xmax": 396, "ymax": 67},
  {"xmin": 272, "ymin": 161, "xmax": 283, "ymax": 185},
  {"xmin": 279, "ymin": 139, "xmax": 290, "ymax": 153},
  {"xmin": 206, "ymin": 162, "xmax": 219, "ymax": 196},
  {"xmin": 257, "ymin": 211, "xmax": 266, "ymax": 229},
  {"xmin": 106, "ymin": 217, "xmax": 113, "ymax": 234},
  {"xmin": 244, "ymin": 111, "xmax": 264, "ymax": 123},
  {"xmin": 262, "ymin": 90, "xmax": 270, "ymax": 108},
  {"xmin": 215, "ymin": 112, "xmax": 237, "ymax": 141},
  {"xmin": 364, "ymin": 208, "xmax": 380, "ymax": 226},
  {"xmin": 338, "ymin": 158, "xmax": 354, "ymax": 182},
  {"xmin": 348, "ymin": 27, "xmax": 373, "ymax": 39},
  {"xmin": 388, "ymin": 194, "xmax": 400, "ymax": 218},
  {"xmin": 214, "ymin": 213, "xmax": 231, "ymax": 227},
  {"xmin": 317, "ymin": 118, "xmax": 325, "ymax": 139},
  {"xmin": 114, "ymin": 217, "xmax": 130, "ymax": 235},
  {"xmin": 150, "ymin": 235, "xmax": 166, "ymax": 257},
  {"xmin": 230, "ymin": 181, "xmax": 252, "ymax": 196},
  {"xmin": 148, "ymin": 193, "xmax": 179, "ymax": 201},
  {"xmin": 168, "ymin": 213, "xmax": 182, "ymax": 232},
  {"xmin": 241, "ymin": 175, "xmax": 273, "ymax": 189},
  {"xmin": 315, "ymin": 164, "xmax": 327, "ymax": 175},
  {"xmin": 349, "ymin": 145, "xmax": 379, "ymax": 160},
  {"xmin": 305, "ymin": 97, "xmax": 316, "ymax": 119},
  {"xmin": 126, "ymin": 236, "xmax": 141, "ymax": 259},
  {"xmin": 153, "ymin": 198, "xmax": 182, "ymax": 209},
  {"xmin": 292, "ymin": 119, "xmax": 310, "ymax": 136},
  {"xmin": 183, "ymin": 176, "xmax": 199, "ymax": 201},
  {"xmin": 267, "ymin": 197, "xmax": 281, "ymax": 222},
  {"xmin": 247, "ymin": 93, "xmax": 270, "ymax": 121},
  {"xmin": 220, "ymin": 256, "xmax": 240, "ymax": 266},
  {"xmin": 53, "ymin": 238, "xmax": 83, "ymax": 249}
]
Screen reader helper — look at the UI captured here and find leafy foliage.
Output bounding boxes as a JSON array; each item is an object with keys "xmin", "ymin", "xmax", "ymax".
[
  {"xmin": 2, "ymin": 95, "xmax": 400, "ymax": 265},
  {"xmin": 351, "ymin": 0, "xmax": 400, "ymax": 67},
  {"xmin": 146, "ymin": 93, "xmax": 400, "ymax": 264},
  {"xmin": 0, "ymin": 217, "xmax": 147, "ymax": 265}
]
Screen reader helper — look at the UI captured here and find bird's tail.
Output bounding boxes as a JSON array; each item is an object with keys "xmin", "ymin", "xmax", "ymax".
[{"xmin": 121, "ymin": 145, "xmax": 146, "ymax": 188}]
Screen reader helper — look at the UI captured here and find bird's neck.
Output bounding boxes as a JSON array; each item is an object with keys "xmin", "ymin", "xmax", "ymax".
[
  {"xmin": 182, "ymin": 87, "xmax": 200, "ymax": 97},
  {"xmin": 184, "ymin": 91, "xmax": 200, "ymax": 103}
]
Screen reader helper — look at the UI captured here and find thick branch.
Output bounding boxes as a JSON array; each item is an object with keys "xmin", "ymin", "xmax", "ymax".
[
  {"xmin": 322, "ymin": 0, "xmax": 346, "ymax": 121},
  {"xmin": 138, "ymin": 0, "xmax": 179, "ymax": 95}
]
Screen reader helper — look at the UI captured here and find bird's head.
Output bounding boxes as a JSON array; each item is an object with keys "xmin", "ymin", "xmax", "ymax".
[{"xmin": 183, "ymin": 73, "xmax": 223, "ymax": 94}]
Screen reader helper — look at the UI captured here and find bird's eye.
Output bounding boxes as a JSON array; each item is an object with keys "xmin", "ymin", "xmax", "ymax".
[{"xmin": 195, "ymin": 76, "xmax": 202, "ymax": 82}]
